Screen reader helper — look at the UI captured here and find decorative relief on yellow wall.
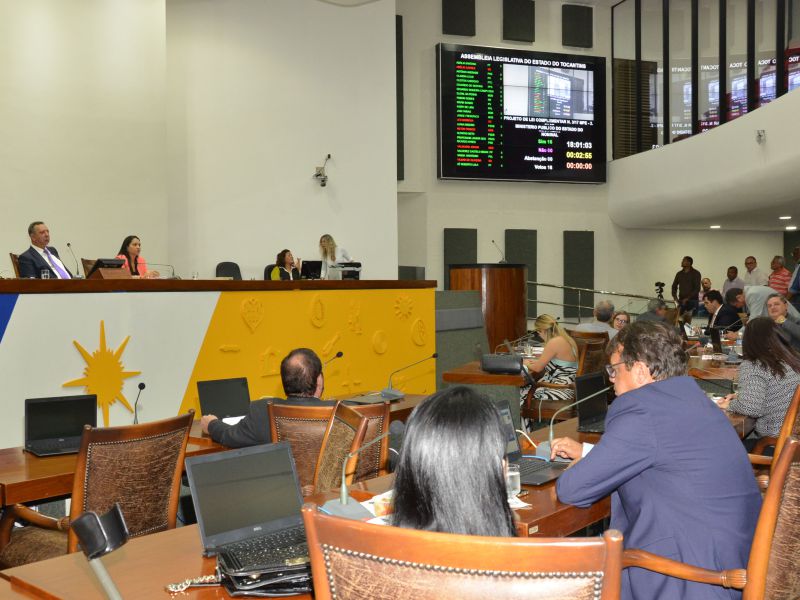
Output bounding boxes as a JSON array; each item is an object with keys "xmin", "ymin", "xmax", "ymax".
[
  {"xmin": 63, "ymin": 321, "xmax": 141, "ymax": 427},
  {"xmin": 347, "ymin": 301, "xmax": 363, "ymax": 335},
  {"xmin": 241, "ymin": 297, "xmax": 264, "ymax": 332},
  {"xmin": 218, "ymin": 345, "xmax": 241, "ymax": 353},
  {"xmin": 372, "ymin": 330, "xmax": 388, "ymax": 355},
  {"xmin": 394, "ymin": 295, "xmax": 414, "ymax": 320},
  {"xmin": 339, "ymin": 365, "xmax": 363, "ymax": 393},
  {"xmin": 309, "ymin": 295, "xmax": 325, "ymax": 328},
  {"xmin": 259, "ymin": 348, "xmax": 280, "ymax": 378},
  {"xmin": 411, "ymin": 318, "xmax": 427, "ymax": 346},
  {"xmin": 321, "ymin": 333, "xmax": 341, "ymax": 358}
]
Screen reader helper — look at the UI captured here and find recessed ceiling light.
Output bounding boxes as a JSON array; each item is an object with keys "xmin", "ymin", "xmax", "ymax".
[
  {"xmin": 779, "ymin": 216, "xmax": 792, "ymax": 220},
  {"xmin": 709, "ymin": 225, "xmax": 721, "ymax": 229},
  {"xmin": 786, "ymin": 226, "xmax": 798, "ymax": 231}
]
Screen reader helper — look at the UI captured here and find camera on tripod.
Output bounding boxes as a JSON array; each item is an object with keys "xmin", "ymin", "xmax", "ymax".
[{"xmin": 654, "ymin": 282, "xmax": 665, "ymax": 300}]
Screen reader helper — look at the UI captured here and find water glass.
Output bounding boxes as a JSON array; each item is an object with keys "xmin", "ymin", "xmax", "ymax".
[{"xmin": 505, "ymin": 464, "xmax": 521, "ymax": 499}]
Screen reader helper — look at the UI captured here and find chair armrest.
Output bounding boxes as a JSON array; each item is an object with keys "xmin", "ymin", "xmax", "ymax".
[
  {"xmin": 751, "ymin": 436, "xmax": 778, "ymax": 455},
  {"xmin": 622, "ymin": 549, "xmax": 746, "ymax": 589},
  {"xmin": 748, "ymin": 454, "xmax": 773, "ymax": 467},
  {"xmin": 9, "ymin": 505, "xmax": 70, "ymax": 531}
]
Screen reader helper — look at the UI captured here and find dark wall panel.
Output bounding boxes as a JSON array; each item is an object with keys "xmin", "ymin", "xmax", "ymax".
[
  {"xmin": 562, "ymin": 4, "xmax": 593, "ymax": 48},
  {"xmin": 505, "ymin": 229, "xmax": 537, "ymax": 317},
  {"xmin": 563, "ymin": 231, "xmax": 594, "ymax": 319},
  {"xmin": 503, "ymin": 0, "xmax": 535, "ymax": 43},
  {"xmin": 443, "ymin": 228, "xmax": 477, "ymax": 289},
  {"xmin": 442, "ymin": 0, "xmax": 476, "ymax": 36}
]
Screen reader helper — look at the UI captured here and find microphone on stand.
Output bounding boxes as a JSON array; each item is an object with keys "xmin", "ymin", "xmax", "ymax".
[
  {"xmin": 321, "ymin": 420, "xmax": 406, "ymax": 520},
  {"xmin": 66, "ymin": 242, "xmax": 82, "ymax": 278},
  {"xmin": 534, "ymin": 385, "xmax": 612, "ymax": 462},
  {"xmin": 380, "ymin": 352, "xmax": 438, "ymax": 400},
  {"xmin": 146, "ymin": 263, "xmax": 177, "ymax": 279},
  {"xmin": 491, "ymin": 239, "xmax": 507, "ymax": 264},
  {"xmin": 133, "ymin": 382, "xmax": 146, "ymax": 424},
  {"xmin": 324, "ymin": 351, "xmax": 344, "ymax": 367}
]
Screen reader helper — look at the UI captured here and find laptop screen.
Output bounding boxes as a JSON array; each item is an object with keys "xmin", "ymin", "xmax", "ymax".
[
  {"xmin": 575, "ymin": 373, "xmax": 608, "ymax": 424},
  {"xmin": 493, "ymin": 398, "xmax": 522, "ymax": 461},
  {"xmin": 300, "ymin": 260, "xmax": 322, "ymax": 279},
  {"xmin": 186, "ymin": 443, "xmax": 304, "ymax": 552},
  {"xmin": 25, "ymin": 395, "xmax": 97, "ymax": 443},
  {"xmin": 197, "ymin": 377, "xmax": 250, "ymax": 419}
]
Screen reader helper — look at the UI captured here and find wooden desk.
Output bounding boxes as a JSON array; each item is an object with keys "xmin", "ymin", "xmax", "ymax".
[
  {"xmin": 687, "ymin": 356, "xmax": 739, "ymax": 381},
  {"xmin": 442, "ymin": 360, "xmax": 524, "ymax": 386}
]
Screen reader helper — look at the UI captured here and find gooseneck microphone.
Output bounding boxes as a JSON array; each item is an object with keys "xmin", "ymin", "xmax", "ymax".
[
  {"xmin": 321, "ymin": 420, "xmax": 406, "ymax": 520},
  {"xmin": 324, "ymin": 351, "xmax": 344, "ymax": 366},
  {"xmin": 381, "ymin": 352, "xmax": 438, "ymax": 400},
  {"xmin": 534, "ymin": 385, "xmax": 612, "ymax": 462},
  {"xmin": 491, "ymin": 239, "xmax": 507, "ymax": 264},
  {"xmin": 133, "ymin": 382, "xmax": 146, "ymax": 424},
  {"xmin": 66, "ymin": 242, "xmax": 81, "ymax": 278}
]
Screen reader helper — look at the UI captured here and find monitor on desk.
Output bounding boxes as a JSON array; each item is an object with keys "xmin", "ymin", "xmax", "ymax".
[{"xmin": 85, "ymin": 258, "xmax": 125, "ymax": 279}]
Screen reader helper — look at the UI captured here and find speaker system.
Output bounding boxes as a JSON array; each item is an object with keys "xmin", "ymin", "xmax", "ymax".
[
  {"xmin": 442, "ymin": 0, "xmax": 476, "ymax": 36},
  {"xmin": 562, "ymin": 4, "xmax": 593, "ymax": 48},
  {"xmin": 503, "ymin": 0, "xmax": 535, "ymax": 43}
]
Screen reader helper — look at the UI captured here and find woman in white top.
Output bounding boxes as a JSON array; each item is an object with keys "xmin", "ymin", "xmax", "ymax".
[{"xmin": 318, "ymin": 233, "xmax": 352, "ymax": 280}]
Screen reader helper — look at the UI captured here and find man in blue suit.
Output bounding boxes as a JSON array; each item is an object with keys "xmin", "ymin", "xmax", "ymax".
[
  {"xmin": 551, "ymin": 321, "xmax": 761, "ymax": 600},
  {"xmin": 17, "ymin": 221, "xmax": 72, "ymax": 279}
]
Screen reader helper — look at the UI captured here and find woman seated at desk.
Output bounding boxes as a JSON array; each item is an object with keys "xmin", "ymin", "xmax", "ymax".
[
  {"xmin": 392, "ymin": 387, "xmax": 516, "ymax": 537},
  {"xmin": 270, "ymin": 249, "xmax": 301, "ymax": 281},
  {"xmin": 717, "ymin": 316, "xmax": 800, "ymax": 452},
  {"xmin": 116, "ymin": 235, "xmax": 159, "ymax": 279},
  {"xmin": 520, "ymin": 314, "xmax": 579, "ymax": 431}
]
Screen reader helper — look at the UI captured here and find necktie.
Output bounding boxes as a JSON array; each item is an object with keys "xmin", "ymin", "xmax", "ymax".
[{"xmin": 44, "ymin": 248, "xmax": 70, "ymax": 279}]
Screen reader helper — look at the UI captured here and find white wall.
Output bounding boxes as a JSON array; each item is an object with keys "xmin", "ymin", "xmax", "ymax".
[
  {"xmin": 165, "ymin": 0, "xmax": 398, "ymax": 280},
  {"xmin": 396, "ymin": 0, "xmax": 783, "ymax": 305},
  {"xmin": 0, "ymin": 0, "xmax": 167, "ymax": 275}
]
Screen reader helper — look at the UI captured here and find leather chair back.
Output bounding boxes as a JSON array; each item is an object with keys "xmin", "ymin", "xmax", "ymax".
[
  {"xmin": 312, "ymin": 402, "xmax": 368, "ymax": 494},
  {"xmin": 302, "ymin": 504, "xmax": 624, "ymax": 600},
  {"xmin": 215, "ymin": 261, "xmax": 242, "ymax": 280}
]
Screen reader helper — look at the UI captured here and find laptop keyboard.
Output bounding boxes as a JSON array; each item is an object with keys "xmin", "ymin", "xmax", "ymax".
[
  {"xmin": 517, "ymin": 458, "xmax": 555, "ymax": 475},
  {"xmin": 27, "ymin": 436, "xmax": 82, "ymax": 455},
  {"xmin": 223, "ymin": 526, "xmax": 308, "ymax": 570}
]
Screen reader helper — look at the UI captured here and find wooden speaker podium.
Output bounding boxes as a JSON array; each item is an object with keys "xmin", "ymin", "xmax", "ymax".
[{"xmin": 449, "ymin": 264, "xmax": 527, "ymax": 352}]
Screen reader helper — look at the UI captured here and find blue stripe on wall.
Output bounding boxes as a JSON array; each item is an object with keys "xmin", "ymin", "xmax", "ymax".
[{"xmin": 0, "ymin": 294, "xmax": 19, "ymax": 343}]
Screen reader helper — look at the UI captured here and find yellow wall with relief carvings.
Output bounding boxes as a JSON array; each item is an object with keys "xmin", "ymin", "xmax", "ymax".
[{"xmin": 178, "ymin": 288, "xmax": 436, "ymax": 414}]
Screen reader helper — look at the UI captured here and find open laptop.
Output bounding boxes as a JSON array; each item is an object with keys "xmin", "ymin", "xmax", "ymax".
[
  {"xmin": 494, "ymin": 397, "xmax": 568, "ymax": 486},
  {"xmin": 197, "ymin": 377, "xmax": 251, "ymax": 421},
  {"xmin": 300, "ymin": 260, "xmax": 322, "ymax": 279},
  {"xmin": 185, "ymin": 442, "xmax": 310, "ymax": 577},
  {"xmin": 25, "ymin": 395, "xmax": 97, "ymax": 457},
  {"xmin": 576, "ymin": 372, "xmax": 609, "ymax": 433}
]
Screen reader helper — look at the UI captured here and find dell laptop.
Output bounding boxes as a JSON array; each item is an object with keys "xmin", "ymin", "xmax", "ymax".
[
  {"xmin": 197, "ymin": 377, "xmax": 251, "ymax": 420},
  {"xmin": 494, "ymin": 397, "xmax": 568, "ymax": 486},
  {"xmin": 185, "ymin": 442, "xmax": 310, "ymax": 577},
  {"xmin": 25, "ymin": 394, "xmax": 97, "ymax": 457},
  {"xmin": 576, "ymin": 372, "xmax": 609, "ymax": 434}
]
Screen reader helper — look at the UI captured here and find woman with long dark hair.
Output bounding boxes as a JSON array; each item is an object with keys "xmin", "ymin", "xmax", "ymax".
[
  {"xmin": 116, "ymin": 235, "xmax": 159, "ymax": 278},
  {"xmin": 718, "ymin": 316, "xmax": 800, "ymax": 450},
  {"xmin": 391, "ymin": 387, "xmax": 517, "ymax": 537}
]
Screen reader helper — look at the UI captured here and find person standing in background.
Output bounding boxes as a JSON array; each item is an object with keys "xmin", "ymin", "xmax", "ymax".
[
  {"xmin": 721, "ymin": 266, "xmax": 744, "ymax": 295},
  {"xmin": 318, "ymin": 233, "xmax": 353, "ymax": 280},
  {"xmin": 671, "ymin": 256, "xmax": 701, "ymax": 317},
  {"xmin": 742, "ymin": 256, "xmax": 769, "ymax": 287},
  {"xmin": 768, "ymin": 255, "xmax": 792, "ymax": 296}
]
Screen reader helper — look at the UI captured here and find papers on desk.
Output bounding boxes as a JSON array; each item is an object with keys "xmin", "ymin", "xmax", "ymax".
[
  {"xmin": 222, "ymin": 416, "xmax": 245, "ymax": 425},
  {"xmin": 508, "ymin": 495, "xmax": 532, "ymax": 509},
  {"xmin": 360, "ymin": 490, "xmax": 393, "ymax": 525}
]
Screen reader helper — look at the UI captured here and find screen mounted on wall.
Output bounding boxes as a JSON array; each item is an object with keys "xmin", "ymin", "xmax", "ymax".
[{"xmin": 437, "ymin": 44, "xmax": 606, "ymax": 183}]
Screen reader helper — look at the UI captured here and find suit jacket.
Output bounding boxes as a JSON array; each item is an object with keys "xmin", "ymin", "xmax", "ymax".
[
  {"xmin": 557, "ymin": 376, "xmax": 761, "ymax": 600},
  {"xmin": 707, "ymin": 304, "xmax": 742, "ymax": 331},
  {"xmin": 17, "ymin": 246, "xmax": 73, "ymax": 279},
  {"xmin": 206, "ymin": 395, "xmax": 330, "ymax": 448}
]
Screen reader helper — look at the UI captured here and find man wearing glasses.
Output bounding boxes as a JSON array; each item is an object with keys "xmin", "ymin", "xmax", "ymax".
[{"xmin": 550, "ymin": 321, "xmax": 761, "ymax": 600}]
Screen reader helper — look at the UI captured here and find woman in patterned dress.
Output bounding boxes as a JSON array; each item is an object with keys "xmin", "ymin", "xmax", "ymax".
[{"xmin": 520, "ymin": 314, "xmax": 579, "ymax": 431}]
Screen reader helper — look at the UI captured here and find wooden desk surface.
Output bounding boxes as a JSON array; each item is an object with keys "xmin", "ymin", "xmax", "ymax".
[{"xmin": 442, "ymin": 361, "xmax": 524, "ymax": 386}]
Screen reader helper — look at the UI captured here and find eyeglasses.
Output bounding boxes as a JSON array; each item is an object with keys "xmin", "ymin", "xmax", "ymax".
[
  {"xmin": 605, "ymin": 361, "xmax": 626, "ymax": 378},
  {"xmin": 614, "ymin": 318, "xmax": 629, "ymax": 324}
]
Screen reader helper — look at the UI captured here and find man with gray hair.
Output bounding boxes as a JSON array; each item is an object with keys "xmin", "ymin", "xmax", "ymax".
[
  {"xmin": 768, "ymin": 254, "xmax": 792, "ymax": 296},
  {"xmin": 635, "ymin": 298, "xmax": 668, "ymax": 323},
  {"xmin": 574, "ymin": 299, "xmax": 619, "ymax": 339}
]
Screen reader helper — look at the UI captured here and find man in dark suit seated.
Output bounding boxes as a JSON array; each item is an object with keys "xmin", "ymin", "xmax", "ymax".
[
  {"xmin": 549, "ymin": 321, "xmax": 761, "ymax": 600},
  {"xmin": 701, "ymin": 289, "xmax": 740, "ymax": 333},
  {"xmin": 200, "ymin": 348, "xmax": 329, "ymax": 447},
  {"xmin": 17, "ymin": 221, "xmax": 73, "ymax": 279}
]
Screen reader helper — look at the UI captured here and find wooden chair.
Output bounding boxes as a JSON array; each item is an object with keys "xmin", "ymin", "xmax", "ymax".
[
  {"xmin": 0, "ymin": 411, "xmax": 194, "ymax": 568},
  {"xmin": 748, "ymin": 384, "xmax": 800, "ymax": 490},
  {"xmin": 268, "ymin": 400, "xmax": 391, "ymax": 496},
  {"xmin": 302, "ymin": 503, "xmax": 624, "ymax": 600},
  {"xmin": 215, "ymin": 261, "xmax": 242, "ymax": 280},
  {"xmin": 81, "ymin": 258, "xmax": 96, "ymax": 277},
  {"xmin": 312, "ymin": 402, "xmax": 369, "ymax": 494},
  {"xmin": 568, "ymin": 329, "xmax": 611, "ymax": 345},
  {"xmin": 623, "ymin": 436, "xmax": 800, "ymax": 600},
  {"xmin": 9, "ymin": 253, "xmax": 20, "ymax": 278}
]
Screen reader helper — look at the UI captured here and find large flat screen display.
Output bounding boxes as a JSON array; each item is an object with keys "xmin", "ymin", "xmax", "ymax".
[{"xmin": 437, "ymin": 44, "xmax": 606, "ymax": 183}]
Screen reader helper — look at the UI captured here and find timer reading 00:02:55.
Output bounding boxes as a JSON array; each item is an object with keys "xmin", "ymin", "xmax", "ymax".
[{"xmin": 565, "ymin": 151, "xmax": 593, "ymax": 159}]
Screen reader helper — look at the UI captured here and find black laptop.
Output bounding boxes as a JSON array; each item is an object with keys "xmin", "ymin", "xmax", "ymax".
[
  {"xmin": 185, "ymin": 442, "xmax": 310, "ymax": 577},
  {"xmin": 709, "ymin": 327, "xmax": 724, "ymax": 353},
  {"xmin": 24, "ymin": 395, "xmax": 97, "ymax": 457},
  {"xmin": 197, "ymin": 377, "xmax": 251, "ymax": 420},
  {"xmin": 300, "ymin": 260, "xmax": 322, "ymax": 280},
  {"xmin": 576, "ymin": 373, "xmax": 609, "ymax": 434},
  {"xmin": 494, "ymin": 398, "xmax": 568, "ymax": 486}
]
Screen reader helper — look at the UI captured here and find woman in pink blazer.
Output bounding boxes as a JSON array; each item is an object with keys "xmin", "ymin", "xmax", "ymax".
[{"xmin": 116, "ymin": 235, "xmax": 159, "ymax": 278}]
